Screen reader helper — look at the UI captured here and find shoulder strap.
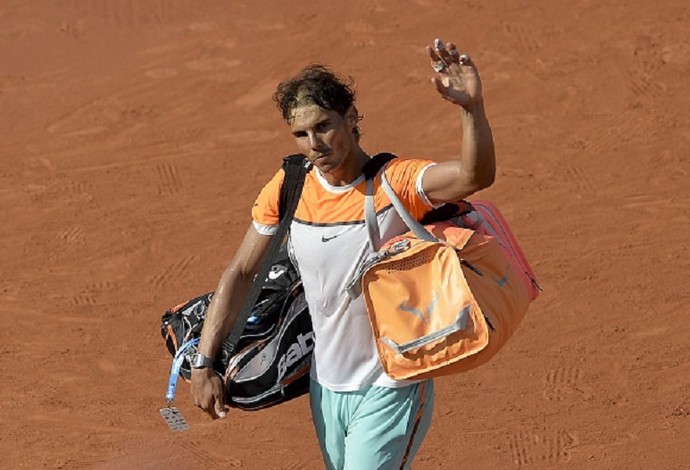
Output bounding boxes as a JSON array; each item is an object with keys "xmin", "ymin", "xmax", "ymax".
[
  {"xmin": 279, "ymin": 154, "xmax": 310, "ymax": 221},
  {"xmin": 363, "ymin": 153, "xmax": 441, "ymax": 249},
  {"xmin": 221, "ymin": 154, "xmax": 311, "ymax": 356},
  {"xmin": 362, "ymin": 152, "xmax": 397, "ymax": 179},
  {"xmin": 379, "ymin": 171, "xmax": 437, "ymax": 242},
  {"xmin": 363, "ymin": 153, "xmax": 397, "ymax": 250}
]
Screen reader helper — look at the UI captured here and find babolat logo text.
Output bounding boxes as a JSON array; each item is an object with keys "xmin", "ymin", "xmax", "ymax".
[{"xmin": 277, "ymin": 331, "xmax": 314, "ymax": 379}]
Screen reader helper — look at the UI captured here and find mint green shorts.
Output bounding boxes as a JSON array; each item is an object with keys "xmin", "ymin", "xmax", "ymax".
[{"xmin": 309, "ymin": 379, "xmax": 434, "ymax": 470}]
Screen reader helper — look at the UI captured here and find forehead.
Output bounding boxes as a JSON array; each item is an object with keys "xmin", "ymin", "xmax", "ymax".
[{"xmin": 289, "ymin": 105, "xmax": 341, "ymax": 131}]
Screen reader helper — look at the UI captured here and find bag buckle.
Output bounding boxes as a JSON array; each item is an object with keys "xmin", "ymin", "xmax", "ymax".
[{"xmin": 387, "ymin": 239, "xmax": 411, "ymax": 255}]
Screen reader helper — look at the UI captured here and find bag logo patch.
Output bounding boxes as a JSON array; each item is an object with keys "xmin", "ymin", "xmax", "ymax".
[
  {"xmin": 399, "ymin": 292, "xmax": 439, "ymax": 323},
  {"xmin": 268, "ymin": 264, "xmax": 288, "ymax": 280},
  {"xmin": 492, "ymin": 267, "xmax": 509, "ymax": 287}
]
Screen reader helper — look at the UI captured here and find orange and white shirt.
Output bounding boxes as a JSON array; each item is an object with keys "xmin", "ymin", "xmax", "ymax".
[{"xmin": 252, "ymin": 157, "xmax": 438, "ymax": 391}]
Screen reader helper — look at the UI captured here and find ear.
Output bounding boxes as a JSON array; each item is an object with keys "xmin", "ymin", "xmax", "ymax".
[{"xmin": 345, "ymin": 106, "xmax": 359, "ymax": 128}]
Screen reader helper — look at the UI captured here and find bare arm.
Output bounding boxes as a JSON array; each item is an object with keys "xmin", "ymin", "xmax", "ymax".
[
  {"xmin": 190, "ymin": 225, "xmax": 272, "ymax": 418},
  {"xmin": 422, "ymin": 38, "xmax": 496, "ymax": 203}
]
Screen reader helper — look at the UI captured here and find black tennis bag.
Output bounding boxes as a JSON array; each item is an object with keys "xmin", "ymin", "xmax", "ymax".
[{"xmin": 161, "ymin": 246, "xmax": 313, "ymax": 411}]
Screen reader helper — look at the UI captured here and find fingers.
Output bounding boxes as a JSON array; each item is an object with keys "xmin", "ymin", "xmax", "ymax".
[
  {"xmin": 427, "ymin": 39, "xmax": 448, "ymax": 72},
  {"xmin": 429, "ymin": 38, "xmax": 453, "ymax": 72},
  {"xmin": 426, "ymin": 45, "xmax": 445, "ymax": 72},
  {"xmin": 437, "ymin": 39, "xmax": 456, "ymax": 64},
  {"xmin": 191, "ymin": 371, "xmax": 228, "ymax": 419},
  {"xmin": 214, "ymin": 393, "xmax": 228, "ymax": 419},
  {"xmin": 427, "ymin": 38, "xmax": 472, "ymax": 73},
  {"xmin": 446, "ymin": 42, "xmax": 460, "ymax": 63},
  {"xmin": 446, "ymin": 43, "xmax": 471, "ymax": 66},
  {"xmin": 427, "ymin": 37, "xmax": 481, "ymax": 107},
  {"xmin": 196, "ymin": 394, "xmax": 227, "ymax": 419}
]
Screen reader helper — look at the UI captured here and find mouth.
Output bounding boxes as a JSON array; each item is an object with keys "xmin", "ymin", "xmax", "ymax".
[{"xmin": 313, "ymin": 153, "xmax": 330, "ymax": 164}]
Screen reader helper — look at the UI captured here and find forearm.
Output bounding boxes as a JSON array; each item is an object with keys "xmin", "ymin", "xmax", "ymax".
[
  {"xmin": 423, "ymin": 42, "xmax": 497, "ymax": 201},
  {"xmin": 190, "ymin": 226, "xmax": 269, "ymax": 417},
  {"xmin": 196, "ymin": 265, "xmax": 254, "ymax": 359},
  {"xmin": 194, "ymin": 226, "xmax": 272, "ymax": 359},
  {"xmin": 422, "ymin": 102, "xmax": 496, "ymax": 202},
  {"xmin": 458, "ymin": 101, "xmax": 496, "ymax": 189}
]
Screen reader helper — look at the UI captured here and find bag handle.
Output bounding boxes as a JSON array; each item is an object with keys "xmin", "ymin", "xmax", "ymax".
[
  {"xmin": 220, "ymin": 154, "xmax": 311, "ymax": 357},
  {"xmin": 362, "ymin": 155, "xmax": 439, "ymax": 250},
  {"xmin": 379, "ymin": 171, "xmax": 438, "ymax": 243},
  {"xmin": 361, "ymin": 153, "xmax": 396, "ymax": 250},
  {"xmin": 348, "ymin": 154, "xmax": 442, "ymax": 298}
]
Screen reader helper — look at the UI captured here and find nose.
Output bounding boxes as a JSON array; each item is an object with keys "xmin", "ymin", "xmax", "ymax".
[{"xmin": 308, "ymin": 132, "xmax": 322, "ymax": 150}]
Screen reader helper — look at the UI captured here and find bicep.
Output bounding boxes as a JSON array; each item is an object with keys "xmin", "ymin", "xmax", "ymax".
[
  {"xmin": 225, "ymin": 225, "xmax": 273, "ymax": 283},
  {"xmin": 421, "ymin": 160, "xmax": 480, "ymax": 203},
  {"xmin": 200, "ymin": 224, "xmax": 272, "ymax": 353}
]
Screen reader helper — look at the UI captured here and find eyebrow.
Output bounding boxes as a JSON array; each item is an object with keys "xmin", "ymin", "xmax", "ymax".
[{"xmin": 291, "ymin": 116, "xmax": 331, "ymax": 134}]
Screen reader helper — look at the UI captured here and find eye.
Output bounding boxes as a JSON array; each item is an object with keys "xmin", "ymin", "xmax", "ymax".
[
  {"xmin": 292, "ymin": 130, "xmax": 308, "ymax": 138},
  {"xmin": 315, "ymin": 121, "xmax": 330, "ymax": 132}
]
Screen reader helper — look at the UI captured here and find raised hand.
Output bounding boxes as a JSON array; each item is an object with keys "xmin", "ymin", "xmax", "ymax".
[{"xmin": 427, "ymin": 38, "xmax": 483, "ymax": 109}]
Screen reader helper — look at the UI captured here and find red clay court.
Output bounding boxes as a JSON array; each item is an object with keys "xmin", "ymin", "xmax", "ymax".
[{"xmin": 1, "ymin": 1, "xmax": 688, "ymax": 468}]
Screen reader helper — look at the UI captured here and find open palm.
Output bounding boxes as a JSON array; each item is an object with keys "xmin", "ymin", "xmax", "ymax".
[{"xmin": 427, "ymin": 38, "xmax": 483, "ymax": 108}]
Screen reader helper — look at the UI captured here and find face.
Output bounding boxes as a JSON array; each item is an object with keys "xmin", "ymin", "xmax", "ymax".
[{"xmin": 289, "ymin": 104, "xmax": 358, "ymax": 182}]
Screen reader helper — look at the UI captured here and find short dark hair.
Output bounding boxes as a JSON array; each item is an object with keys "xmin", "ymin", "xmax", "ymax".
[{"xmin": 273, "ymin": 64, "xmax": 362, "ymax": 140}]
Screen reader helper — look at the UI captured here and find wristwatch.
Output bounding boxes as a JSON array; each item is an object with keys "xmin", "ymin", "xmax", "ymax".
[{"xmin": 187, "ymin": 353, "xmax": 214, "ymax": 369}]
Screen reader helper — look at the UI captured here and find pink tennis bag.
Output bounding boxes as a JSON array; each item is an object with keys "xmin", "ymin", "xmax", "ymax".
[
  {"xmin": 349, "ymin": 170, "xmax": 541, "ymax": 380},
  {"xmin": 456, "ymin": 200, "xmax": 540, "ymax": 302}
]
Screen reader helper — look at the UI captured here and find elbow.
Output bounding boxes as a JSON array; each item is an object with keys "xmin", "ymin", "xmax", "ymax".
[
  {"xmin": 462, "ymin": 155, "xmax": 496, "ymax": 195},
  {"xmin": 217, "ymin": 263, "xmax": 253, "ymax": 293},
  {"xmin": 477, "ymin": 171, "xmax": 495, "ymax": 190},
  {"xmin": 465, "ymin": 168, "xmax": 495, "ymax": 194}
]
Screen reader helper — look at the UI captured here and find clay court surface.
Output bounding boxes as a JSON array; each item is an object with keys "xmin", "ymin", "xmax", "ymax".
[{"xmin": 2, "ymin": 0, "xmax": 689, "ymax": 468}]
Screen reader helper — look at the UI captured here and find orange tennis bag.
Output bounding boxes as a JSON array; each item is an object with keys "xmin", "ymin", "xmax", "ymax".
[{"xmin": 348, "ymin": 169, "xmax": 540, "ymax": 381}]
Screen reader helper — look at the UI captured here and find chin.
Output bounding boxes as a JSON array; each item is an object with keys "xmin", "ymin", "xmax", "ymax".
[
  {"xmin": 315, "ymin": 163, "xmax": 334, "ymax": 174},
  {"xmin": 314, "ymin": 158, "xmax": 338, "ymax": 172}
]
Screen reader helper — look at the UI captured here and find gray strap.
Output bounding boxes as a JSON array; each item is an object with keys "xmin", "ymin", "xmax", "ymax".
[
  {"xmin": 379, "ymin": 171, "xmax": 438, "ymax": 243},
  {"xmin": 354, "ymin": 161, "xmax": 439, "ymax": 298}
]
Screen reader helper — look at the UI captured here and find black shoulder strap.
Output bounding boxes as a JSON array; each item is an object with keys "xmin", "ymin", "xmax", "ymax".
[
  {"xmin": 362, "ymin": 152, "xmax": 397, "ymax": 180},
  {"xmin": 279, "ymin": 154, "xmax": 310, "ymax": 221},
  {"xmin": 221, "ymin": 154, "xmax": 311, "ymax": 356}
]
